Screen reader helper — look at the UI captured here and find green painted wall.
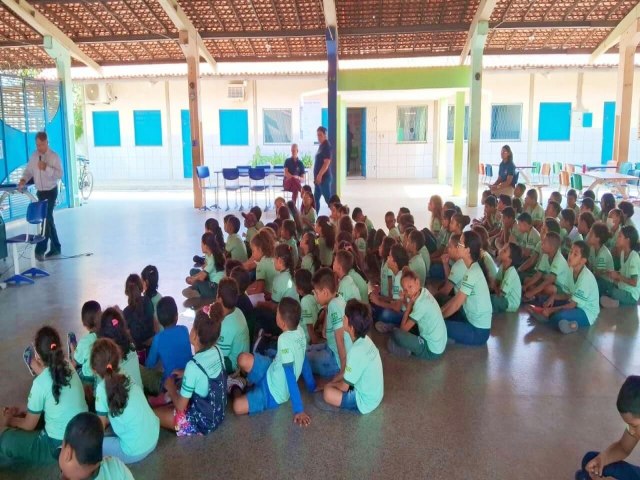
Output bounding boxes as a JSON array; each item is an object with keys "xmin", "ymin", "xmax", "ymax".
[{"xmin": 338, "ymin": 66, "xmax": 471, "ymax": 91}]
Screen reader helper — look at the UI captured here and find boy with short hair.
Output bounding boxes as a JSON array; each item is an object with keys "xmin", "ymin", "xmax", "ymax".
[
  {"xmin": 371, "ymin": 244, "xmax": 409, "ymax": 330},
  {"xmin": 385, "ymin": 211, "xmax": 401, "ymax": 241},
  {"xmin": 583, "ymin": 190, "xmax": 602, "ymax": 218},
  {"xmin": 229, "ymin": 265, "xmax": 255, "ymax": 342},
  {"xmin": 224, "ymin": 215, "xmax": 248, "ymax": 262},
  {"xmin": 242, "ymin": 212, "xmax": 259, "ymax": 246},
  {"xmin": 352, "ymin": 207, "xmax": 375, "ymax": 233},
  {"xmin": 576, "ymin": 376, "xmax": 640, "ymax": 479},
  {"xmin": 549, "ymin": 191, "xmax": 563, "ymax": 205},
  {"xmin": 306, "ymin": 268, "xmax": 353, "ymax": 378},
  {"xmin": 566, "ymin": 189, "xmax": 580, "ymax": 222},
  {"xmin": 545, "ymin": 200, "xmax": 562, "ymax": 221},
  {"xmin": 321, "ymin": 300, "xmax": 383, "ymax": 415},
  {"xmin": 69, "ymin": 300, "xmax": 102, "ymax": 383},
  {"xmin": 581, "ymin": 197, "xmax": 596, "ymax": 216},
  {"xmin": 516, "ymin": 213, "xmax": 541, "ymax": 275},
  {"xmin": 58, "ymin": 412, "xmax": 134, "ymax": 480},
  {"xmin": 215, "ymin": 278, "xmax": 250, "ymax": 374},
  {"xmin": 491, "ymin": 243, "xmax": 522, "ymax": 313},
  {"xmin": 250, "ymin": 205, "xmax": 265, "ymax": 230},
  {"xmin": 494, "ymin": 206, "xmax": 519, "ymax": 251},
  {"xmin": 524, "ymin": 189, "xmax": 545, "ymax": 230},
  {"xmin": 514, "ymin": 183, "xmax": 526, "ymax": 199},
  {"xmin": 620, "ymin": 201, "xmax": 636, "ymax": 229},
  {"xmin": 578, "ymin": 211, "xmax": 596, "ymax": 238},
  {"xmin": 523, "ymin": 231, "xmax": 573, "ymax": 304},
  {"xmin": 406, "ymin": 229, "xmax": 428, "ymax": 286},
  {"xmin": 333, "ymin": 250, "xmax": 362, "ymax": 302},
  {"xmin": 559, "ymin": 208, "xmax": 581, "ymax": 256},
  {"xmin": 233, "ymin": 298, "xmax": 315, "ymax": 426},
  {"xmin": 294, "ymin": 269, "xmax": 321, "ymax": 345},
  {"xmin": 529, "ymin": 241, "xmax": 600, "ymax": 334}
]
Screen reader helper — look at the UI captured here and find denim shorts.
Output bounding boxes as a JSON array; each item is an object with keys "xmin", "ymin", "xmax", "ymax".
[
  {"xmin": 340, "ymin": 388, "xmax": 360, "ymax": 413},
  {"xmin": 246, "ymin": 353, "xmax": 279, "ymax": 415}
]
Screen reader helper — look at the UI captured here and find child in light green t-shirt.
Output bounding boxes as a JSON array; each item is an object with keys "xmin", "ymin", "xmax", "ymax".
[
  {"xmin": 523, "ymin": 232, "xmax": 572, "ymax": 305},
  {"xmin": 428, "ymin": 194, "xmax": 444, "ymax": 234},
  {"xmin": 184, "ymin": 232, "xmax": 225, "ymax": 300},
  {"xmin": 371, "ymin": 244, "xmax": 409, "ymax": 332},
  {"xmin": 69, "ymin": 300, "xmax": 102, "ymax": 384},
  {"xmin": 334, "ymin": 250, "xmax": 362, "ymax": 303},
  {"xmin": 224, "ymin": 215, "xmax": 248, "ymax": 262},
  {"xmin": 294, "ymin": 269, "xmax": 321, "ymax": 345},
  {"xmin": 385, "ymin": 211, "xmax": 401, "ymax": 241},
  {"xmin": 59, "ymin": 412, "xmax": 135, "ymax": 480},
  {"xmin": 600, "ymin": 225, "xmax": 640, "ymax": 308},
  {"xmin": 299, "ymin": 232, "xmax": 320, "ymax": 275},
  {"xmin": 587, "ymin": 222, "xmax": 614, "ymax": 294},
  {"xmin": 406, "ymin": 229, "xmax": 428, "ymax": 287},
  {"xmin": 491, "ymin": 243, "xmax": 522, "ymax": 313},
  {"xmin": 559, "ymin": 208, "xmax": 581, "ymax": 257},
  {"xmin": 515, "ymin": 212, "xmax": 541, "ymax": 275},
  {"xmin": 280, "ymin": 219, "xmax": 299, "ymax": 269},
  {"xmin": 353, "ymin": 221, "xmax": 368, "ymax": 261},
  {"xmin": 246, "ymin": 230, "xmax": 277, "ymax": 296},
  {"xmin": 524, "ymin": 189, "xmax": 545, "ymax": 231}
]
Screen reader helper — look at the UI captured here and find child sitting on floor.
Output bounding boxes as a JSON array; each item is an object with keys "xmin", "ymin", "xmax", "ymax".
[
  {"xmin": 371, "ymin": 244, "xmax": 409, "ymax": 331},
  {"xmin": 58, "ymin": 412, "xmax": 134, "ymax": 480},
  {"xmin": 377, "ymin": 236, "xmax": 397, "ymax": 298},
  {"xmin": 385, "ymin": 211, "xmax": 401, "ymax": 241},
  {"xmin": 281, "ymin": 219, "xmax": 299, "ymax": 268},
  {"xmin": 583, "ymin": 190, "xmax": 601, "ymax": 218},
  {"xmin": 295, "ymin": 269, "xmax": 321, "ymax": 345},
  {"xmin": 353, "ymin": 221, "xmax": 368, "ymax": 260},
  {"xmin": 141, "ymin": 265, "xmax": 162, "ymax": 321},
  {"xmin": 491, "ymin": 243, "xmax": 522, "ymax": 313},
  {"xmin": 494, "ymin": 206, "xmax": 518, "ymax": 252},
  {"xmin": 523, "ymin": 232, "xmax": 573, "ymax": 305},
  {"xmin": 514, "ymin": 183, "xmax": 526, "ymax": 199},
  {"xmin": 69, "ymin": 300, "xmax": 102, "ymax": 384},
  {"xmin": 528, "ymin": 241, "xmax": 600, "ymax": 334},
  {"xmin": 566, "ymin": 189, "xmax": 580, "ymax": 221},
  {"xmin": 184, "ymin": 232, "xmax": 225, "ymax": 301},
  {"xmin": 224, "ymin": 215, "xmax": 248, "ymax": 262},
  {"xmin": 576, "ymin": 376, "xmax": 640, "ymax": 479},
  {"xmin": 600, "ymin": 225, "xmax": 640, "ymax": 309},
  {"xmin": 587, "ymin": 222, "xmax": 614, "ymax": 293},
  {"xmin": 242, "ymin": 212, "xmax": 259, "ymax": 249},
  {"xmin": 316, "ymin": 216, "xmax": 336, "ymax": 267},
  {"xmin": 549, "ymin": 191, "xmax": 563, "ymax": 206},
  {"xmin": 581, "ymin": 197, "xmax": 596, "ymax": 216},
  {"xmin": 214, "ymin": 277, "xmax": 250, "ymax": 374},
  {"xmin": 299, "ymin": 231, "xmax": 320, "ymax": 275},
  {"xmin": 559, "ymin": 208, "xmax": 581, "ymax": 257},
  {"xmin": 230, "ymin": 265, "xmax": 255, "ymax": 341},
  {"xmin": 545, "ymin": 200, "xmax": 562, "ymax": 222},
  {"xmin": 334, "ymin": 249, "xmax": 362, "ymax": 303},
  {"xmin": 515, "ymin": 213, "xmax": 541, "ymax": 276},
  {"xmin": 432, "ymin": 234, "xmax": 466, "ymax": 305},
  {"xmin": 352, "ymin": 207, "xmax": 375, "ymax": 233},
  {"xmin": 407, "ymin": 229, "xmax": 428, "ymax": 287},
  {"xmin": 123, "ymin": 274, "xmax": 155, "ymax": 351},
  {"xmin": 0, "ymin": 326, "xmax": 87, "ymax": 466},
  {"xmin": 429, "ymin": 194, "xmax": 444, "ymax": 234},
  {"xmin": 620, "ymin": 201, "xmax": 636, "ymax": 229},
  {"xmin": 322, "ymin": 300, "xmax": 384, "ymax": 415},
  {"xmin": 193, "ymin": 218, "xmax": 224, "ymax": 267},
  {"xmin": 600, "ymin": 193, "xmax": 617, "ymax": 223},
  {"xmin": 99, "ymin": 308, "xmax": 142, "ymax": 389},
  {"xmin": 154, "ymin": 306, "xmax": 226, "ymax": 437},
  {"xmin": 92, "ymin": 339, "xmax": 159, "ymax": 464},
  {"xmin": 524, "ymin": 189, "xmax": 545, "ymax": 231},
  {"xmin": 245, "ymin": 230, "xmax": 277, "ymax": 296},
  {"xmin": 387, "ymin": 268, "xmax": 447, "ymax": 360},
  {"xmin": 233, "ymin": 298, "xmax": 315, "ymax": 426}
]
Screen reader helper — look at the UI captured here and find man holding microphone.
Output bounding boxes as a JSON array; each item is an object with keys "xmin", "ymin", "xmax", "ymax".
[{"xmin": 18, "ymin": 131, "xmax": 63, "ymax": 260}]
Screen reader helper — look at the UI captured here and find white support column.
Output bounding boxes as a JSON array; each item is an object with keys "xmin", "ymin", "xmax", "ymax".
[
  {"xmin": 526, "ymin": 73, "xmax": 535, "ymax": 166},
  {"xmin": 43, "ymin": 35, "xmax": 78, "ymax": 208},
  {"xmin": 435, "ymin": 98, "xmax": 448, "ymax": 184},
  {"xmin": 466, "ymin": 21, "xmax": 488, "ymax": 207}
]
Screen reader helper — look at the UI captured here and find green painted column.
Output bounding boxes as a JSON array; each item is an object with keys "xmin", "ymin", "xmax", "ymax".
[
  {"xmin": 44, "ymin": 35, "xmax": 78, "ymax": 208},
  {"xmin": 436, "ymin": 98, "xmax": 448, "ymax": 184},
  {"xmin": 452, "ymin": 92, "xmax": 465, "ymax": 196},
  {"xmin": 466, "ymin": 21, "xmax": 488, "ymax": 208},
  {"xmin": 336, "ymin": 94, "xmax": 346, "ymax": 196}
]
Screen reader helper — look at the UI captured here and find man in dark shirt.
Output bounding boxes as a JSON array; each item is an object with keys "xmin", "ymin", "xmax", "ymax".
[
  {"xmin": 314, "ymin": 126, "xmax": 332, "ymax": 211},
  {"xmin": 283, "ymin": 143, "xmax": 305, "ymax": 203}
]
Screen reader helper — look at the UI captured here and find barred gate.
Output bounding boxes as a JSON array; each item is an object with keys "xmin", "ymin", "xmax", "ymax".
[{"xmin": 0, "ymin": 75, "xmax": 70, "ymax": 221}]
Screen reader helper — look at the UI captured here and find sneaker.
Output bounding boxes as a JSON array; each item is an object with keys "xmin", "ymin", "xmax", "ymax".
[
  {"xmin": 67, "ymin": 332, "xmax": 77, "ymax": 359},
  {"xmin": 558, "ymin": 319, "xmax": 578, "ymax": 335},
  {"xmin": 600, "ymin": 295, "xmax": 620, "ymax": 309},
  {"xmin": 226, "ymin": 375, "xmax": 247, "ymax": 395},
  {"xmin": 387, "ymin": 338, "xmax": 411, "ymax": 357},
  {"xmin": 23, "ymin": 345, "xmax": 36, "ymax": 377},
  {"xmin": 375, "ymin": 321, "xmax": 396, "ymax": 334}
]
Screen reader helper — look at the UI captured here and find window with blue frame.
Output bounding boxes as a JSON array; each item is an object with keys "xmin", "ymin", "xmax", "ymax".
[
  {"xmin": 263, "ymin": 109, "xmax": 292, "ymax": 144},
  {"xmin": 447, "ymin": 105, "xmax": 469, "ymax": 141},
  {"xmin": 133, "ymin": 110, "xmax": 162, "ymax": 146},
  {"xmin": 538, "ymin": 102, "xmax": 572, "ymax": 141},
  {"xmin": 397, "ymin": 106, "xmax": 427, "ymax": 142},
  {"xmin": 490, "ymin": 104, "xmax": 522, "ymax": 141},
  {"xmin": 219, "ymin": 109, "xmax": 249, "ymax": 146},
  {"xmin": 92, "ymin": 111, "xmax": 120, "ymax": 147}
]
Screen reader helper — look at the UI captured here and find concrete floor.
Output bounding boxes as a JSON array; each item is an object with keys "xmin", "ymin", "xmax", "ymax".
[{"xmin": 1, "ymin": 179, "xmax": 639, "ymax": 479}]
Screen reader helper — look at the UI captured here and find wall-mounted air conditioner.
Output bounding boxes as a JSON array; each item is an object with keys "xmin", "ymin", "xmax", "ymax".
[{"xmin": 84, "ymin": 83, "xmax": 115, "ymax": 104}]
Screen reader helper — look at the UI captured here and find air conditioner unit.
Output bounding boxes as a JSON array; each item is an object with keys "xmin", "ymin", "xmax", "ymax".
[
  {"xmin": 84, "ymin": 83, "xmax": 115, "ymax": 104},
  {"xmin": 227, "ymin": 81, "xmax": 246, "ymax": 101}
]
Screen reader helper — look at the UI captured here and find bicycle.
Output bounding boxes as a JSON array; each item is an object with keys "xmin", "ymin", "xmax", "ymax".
[{"xmin": 77, "ymin": 155, "xmax": 94, "ymax": 201}]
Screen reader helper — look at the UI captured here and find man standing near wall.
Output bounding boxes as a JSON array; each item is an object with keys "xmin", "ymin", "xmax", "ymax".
[
  {"xmin": 18, "ymin": 131, "xmax": 63, "ymax": 261},
  {"xmin": 283, "ymin": 143, "xmax": 305, "ymax": 203},
  {"xmin": 314, "ymin": 126, "xmax": 332, "ymax": 211}
]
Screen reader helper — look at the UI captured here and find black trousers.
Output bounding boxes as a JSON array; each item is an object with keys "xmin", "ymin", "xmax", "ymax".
[{"xmin": 36, "ymin": 186, "xmax": 61, "ymax": 255}]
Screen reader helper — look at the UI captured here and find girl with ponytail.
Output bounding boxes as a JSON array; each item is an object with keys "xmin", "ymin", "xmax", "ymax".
[
  {"xmin": 123, "ymin": 273, "xmax": 155, "ymax": 350},
  {"xmin": 91, "ymin": 338, "xmax": 159, "ymax": 464},
  {"xmin": 441, "ymin": 231, "xmax": 493, "ymax": 346},
  {"xmin": 0, "ymin": 326, "xmax": 87, "ymax": 465},
  {"xmin": 98, "ymin": 308, "xmax": 143, "ymax": 389}
]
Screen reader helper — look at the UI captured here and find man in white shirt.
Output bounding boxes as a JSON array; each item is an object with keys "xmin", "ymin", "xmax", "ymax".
[{"xmin": 18, "ymin": 131, "xmax": 63, "ymax": 260}]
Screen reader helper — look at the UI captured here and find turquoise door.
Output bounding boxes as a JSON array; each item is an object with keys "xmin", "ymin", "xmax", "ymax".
[
  {"xmin": 181, "ymin": 109, "xmax": 192, "ymax": 178},
  {"xmin": 601, "ymin": 102, "xmax": 615, "ymax": 164}
]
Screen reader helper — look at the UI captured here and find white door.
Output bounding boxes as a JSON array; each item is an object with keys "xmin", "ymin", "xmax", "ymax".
[{"xmin": 365, "ymin": 107, "xmax": 377, "ymax": 178}]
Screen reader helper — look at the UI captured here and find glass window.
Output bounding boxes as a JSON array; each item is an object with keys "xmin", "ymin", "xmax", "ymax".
[
  {"xmin": 397, "ymin": 106, "xmax": 427, "ymax": 143},
  {"xmin": 447, "ymin": 105, "xmax": 469, "ymax": 141},
  {"xmin": 263, "ymin": 109, "xmax": 292, "ymax": 144},
  {"xmin": 490, "ymin": 104, "xmax": 522, "ymax": 141}
]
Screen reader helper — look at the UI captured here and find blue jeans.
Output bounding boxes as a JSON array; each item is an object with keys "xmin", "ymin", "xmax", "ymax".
[
  {"xmin": 371, "ymin": 304, "xmax": 404, "ymax": 325},
  {"xmin": 549, "ymin": 308, "xmax": 591, "ymax": 331},
  {"xmin": 577, "ymin": 451, "xmax": 640, "ymax": 479},
  {"xmin": 35, "ymin": 186, "xmax": 61, "ymax": 255},
  {"xmin": 314, "ymin": 178, "xmax": 332, "ymax": 212},
  {"xmin": 102, "ymin": 436, "xmax": 156, "ymax": 465},
  {"xmin": 306, "ymin": 343, "xmax": 339, "ymax": 378},
  {"xmin": 340, "ymin": 389, "xmax": 360, "ymax": 413},
  {"xmin": 445, "ymin": 310, "xmax": 490, "ymax": 346}
]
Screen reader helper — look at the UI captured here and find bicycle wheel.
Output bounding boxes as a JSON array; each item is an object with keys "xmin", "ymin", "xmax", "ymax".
[{"xmin": 80, "ymin": 171, "xmax": 94, "ymax": 200}]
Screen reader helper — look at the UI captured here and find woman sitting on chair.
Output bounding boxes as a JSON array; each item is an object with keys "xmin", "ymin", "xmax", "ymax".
[{"xmin": 490, "ymin": 145, "xmax": 516, "ymax": 197}]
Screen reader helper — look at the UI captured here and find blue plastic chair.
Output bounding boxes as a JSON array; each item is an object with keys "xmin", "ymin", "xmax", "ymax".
[
  {"xmin": 620, "ymin": 162, "xmax": 633, "ymax": 175},
  {"xmin": 195, "ymin": 166, "xmax": 219, "ymax": 211},
  {"xmin": 6, "ymin": 200, "xmax": 50, "ymax": 285},
  {"xmin": 484, "ymin": 164, "xmax": 493, "ymax": 183},
  {"xmin": 222, "ymin": 168, "xmax": 245, "ymax": 211},
  {"xmin": 248, "ymin": 167, "xmax": 270, "ymax": 210}
]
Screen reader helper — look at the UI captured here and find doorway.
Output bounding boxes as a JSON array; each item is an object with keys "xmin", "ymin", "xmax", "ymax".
[
  {"xmin": 181, "ymin": 109, "xmax": 192, "ymax": 178},
  {"xmin": 347, "ymin": 108, "xmax": 366, "ymax": 178}
]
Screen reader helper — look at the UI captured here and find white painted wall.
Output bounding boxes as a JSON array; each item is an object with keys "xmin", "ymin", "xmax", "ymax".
[{"xmin": 82, "ymin": 68, "xmax": 640, "ymax": 184}]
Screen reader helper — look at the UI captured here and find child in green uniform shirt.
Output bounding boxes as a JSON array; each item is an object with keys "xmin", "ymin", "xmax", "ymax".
[
  {"xmin": 334, "ymin": 249, "xmax": 362, "ymax": 302},
  {"xmin": 528, "ymin": 241, "xmax": 600, "ymax": 334},
  {"xmin": 559, "ymin": 209, "xmax": 581, "ymax": 257},
  {"xmin": 0, "ymin": 327, "xmax": 88, "ymax": 465},
  {"xmin": 491, "ymin": 243, "xmax": 523, "ymax": 313},
  {"xmin": 69, "ymin": 300, "xmax": 101, "ymax": 384},
  {"xmin": 215, "ymin": 278, "xmax": 250, "ymax": 373},
  {"xmin": 184, "ymin": 232, "xmax": 225, "ymax": 300},
  {"xmin": 378, "ymin": 236, "xmax": 397, "ymax": 298},
  {"xmin": 295, "ymin": 269, "xmax": 321, "ymax": 345},
  {"xmin": 600, "ymin": 225, "xmax": 640, "ymax": 308},
  {"xmin": 224, "ymin": 215, "xmax": 248, "ymax": 262},
  {"xmin": 353, "ymin": 221, "xmax": 368, "ymax": 260},
  {"xmin": 524, "ymin": 189, "xmax": 545, "ymax": 231},
  {"xmin": 523, "ymin": 232, "xmax": 573, "ymax": 305},
  {"xmin": 352, "ymin": 207, "xmax": 375, "ymax": 233},
  {"xmin": 514, "ymin": 183, "xmax": 526, "ymax": 200},
  {"xmin": 406, "ymin": 229, "xmax": 428, "ymax": 286},
  {"xmin": 385, "ymin": 211, "xmax": 401, "ymax": 241},
  {"xmin": 371, "ymin": 244, "xmax": 410, "ymax": 331},
  {"xmin": 299, "ymin": 232, "xmax": 320, "ymax": 274},
  {"xmin": 246, "ymin": 230, "xmax": 277, "ymax": 296},
  {"xmin": 472, "ymin": 225, "xmax": 499, "ymax": 288},
  {"xmin": 322, "ymin": 300, "xmax": 384, "ymax": 414},
  {"xmin": 433, "ymin": 234, "xmax": 466, "ymax": 304},
  {"xmin": 607, "ymin": 208, "xmax": 624, "ymax": 250},
  {"xmin": 545, "ymin": 200, "xmax": 562, "ymax": 223},
  {"xmin": 387, "ymin": 268, "xmax": 447, "ymax": 359},
  {"xmin": 141, "ymin": 265, "xmax": 162, "ymax": 322},
  {"xmin": 234, "ymin": 298, "xmax": 315, "ymax": 425},
  {"xmin": 581, "ymin": 197, "xmax": 597, "ymax": 218},
  {"xmin": 316, "ymin": 216, "xmax": 336, "ymax": 267},
  {"xmin": 98, "ymin": 309, "xmax": 143, "ymax": 390},
  {"xmin": 59, "ymin": 412, "xmax": 134, "ymax": 480},
  {"xmin": 620, "ymin": 201, "xmax": 636, "ymax": 229},
  {"xmin": 92, "ymin": 339, "xmax": 159, "ymax": 464},
  {"xmin": 583, "ymin": 190, "xmax": 601, "ymax": 218},
  {"xmin": 516, "ymin": 212, "xmax": 541, "ymax": 276},
  {"xmin": 242, "ymin": 211, "xmax": 260, "ymax": 248},
  {"xmin": 494, "ymin": 206, "xmax": 519, "ymax": 252},
  {"xmin": 307, "ymin": 268, "xmax": 353, "ymax": 378},
  {"xmin": 600, "ymin": 193, "xmax": 617, "ymax": 222},
  {"xmin": 566, "ymin": 189, "xmax": 581, "ymax": 223},
  {"xmin": 280, "ymin": 219, "xmax": 299, "ymax": 268},
  {"xmin": 587, "ymin": 222, "xmax": 614, "ymax": 294},
  {"xmin": 254, "ymin": 244, "xmax": 299, "ymax": 342},
  {"xmin": 300, "ymin": 191, "xmax": 317, "ymax": 232},
  {"xmin": 429, "ymin": 209, "xmax": 455, "ymax": 279},
  {"xmin": 428, "ymin": 194, "xmax": 444, "ymax": 234}
]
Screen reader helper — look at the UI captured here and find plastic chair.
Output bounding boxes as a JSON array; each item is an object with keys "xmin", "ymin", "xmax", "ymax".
[
  {"xmin": 552, "ymin": 162, "xmax": 563, "ymax": 185},
  {"xmin": 531, "ymin": 162, "xmax": 541, "ymax": 182},
  {"xmin": 478, "ymin": 163, "xmax": 486, "ymax": 183},
  {"xmin": 222, "ymin": 168, "xmax": 245, "ymax": 211},
  {"xmin": 570, "ymin": 173, "xmax": 583, "ymax": 192},
  {"xmin": 559, "ymin": 170, "xmax": 570, "ymax": 192},
  {"xmin": 564, "ymin": 163, "xmax": 575, "ymax": 174},
  {"xmin": 540, "ymin": 163, "xmax": 551, "ymax": 184},
  {"xmin": 195, "ymin": 166, "xmax": 219, "ymax": 211},
  {"xmin": 620, "ymin": 162, "xmax": 633, "ymax": 175},
  {"xmin": 248, "ymin": 167, "xmax": 270, "ymax": 210},
  {"xmin": 484, "ymin": 164, "xmax": 494, "ymax": 184},
  {"xmin": 634, "ymin": 171, "xmax": 640, "ymax": 196},
  {"xmin": 5, "ymin": 200, "xmax": 50, "ymax": 285}
]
